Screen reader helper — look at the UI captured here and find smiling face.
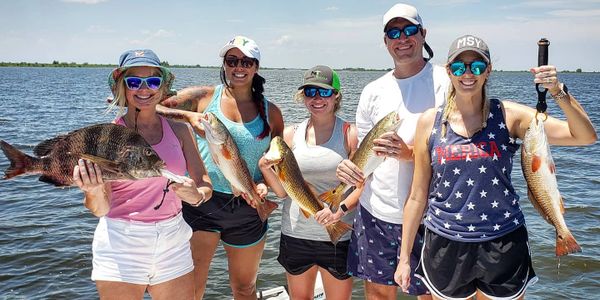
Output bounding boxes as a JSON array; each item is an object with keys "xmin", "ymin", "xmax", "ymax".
[
  {"xmin": 384, "ymin": 18, "xmax": 425, "ymax": 65},
  {"xmin": 223, "ymin": 48, "xmax": 258, "ymax": 87},
  {"xmin": 123, "ymin": 66, "xmax": 164, "ymax": 111},
  {"xmin": 302, "ymin": 86, "xmax": 339, "ymax": 117},
  {"xmin": 447, "ymin": 51, "xmax": 491, "ymax": 97}
]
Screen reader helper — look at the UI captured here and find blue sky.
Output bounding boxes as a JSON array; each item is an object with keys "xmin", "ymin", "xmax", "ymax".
[{"xmin": 1, "ymin": 0, "xmax": 599, "ymax": 71}]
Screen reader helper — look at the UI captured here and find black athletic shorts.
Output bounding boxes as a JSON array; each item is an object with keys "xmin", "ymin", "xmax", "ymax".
[
  {"xmin": 415, "ymin": 225, "xmax": 538, "ymax": 299},
  {"xmin": 277, "ymin": 233, "xmax": 351, "ymax": 280},
  {"xmin": 182, "ymin": 191, "xmax": 268, "ymax": 248}
]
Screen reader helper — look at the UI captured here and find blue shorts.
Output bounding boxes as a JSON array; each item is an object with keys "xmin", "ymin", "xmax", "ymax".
[
  {"xmin": 347, "ymin": 204, "xmax": 429, "ymax": 296},
  {"xmin": 182, "ymin": 191, "xmax": 268, "ymax": 248}
]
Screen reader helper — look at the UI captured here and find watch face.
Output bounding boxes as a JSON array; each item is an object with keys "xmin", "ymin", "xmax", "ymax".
[{"xmin": 340, "ymin": 203, "xmax": 348, "ymax": 212}]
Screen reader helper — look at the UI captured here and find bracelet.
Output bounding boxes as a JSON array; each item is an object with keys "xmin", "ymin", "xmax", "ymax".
[
  {"xmin": 551, "ymin": 83, "xmax": 569, "ymax": 102},
  {"xmin": 190, "ymin": 190, "xmax": 206, "ymax": 207}
]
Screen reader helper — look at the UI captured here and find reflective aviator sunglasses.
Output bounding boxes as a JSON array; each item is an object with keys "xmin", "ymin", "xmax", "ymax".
[
  {"xmin": 385, "ymin": 24, "xmax": 421, "ymax": 39},
  {"xmin": 303, "ymin": 87, "xmax": 334, "ymax": 98},
  {"xmin": 449, "ymin": 60, "xmax": 488, "ymax": 76},
  {"xmin": 124, "ymin": 76, "xmax": 163, "ymax": 90},
  {"xmin": 224, "ymin": 56, "xmax": 256, "ymax": 68}
]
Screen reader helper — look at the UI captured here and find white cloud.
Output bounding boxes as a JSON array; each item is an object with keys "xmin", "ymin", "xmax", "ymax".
[
  {"xmin": 274, "ymin": 35, "xmax": 291, "ymax": 46},
  {"xmin": 129, "ymin": 29, "xmax": 176, "ymax": 46},
  {"xmin": 61, "ymin": 0, "xmax": 108, "ymax": 4},
  {"xmin": 86, "ymin": 25, "xmax": 114, "ymax": 34},
  {"xmin": 325, "ymin": 6, "xmax": 339, "ymax": 11}
]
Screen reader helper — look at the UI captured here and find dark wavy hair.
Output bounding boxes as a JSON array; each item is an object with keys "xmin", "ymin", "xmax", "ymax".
[{"xmin": 220, "ymin": 60, "xmax": 270, "ymax": 140}]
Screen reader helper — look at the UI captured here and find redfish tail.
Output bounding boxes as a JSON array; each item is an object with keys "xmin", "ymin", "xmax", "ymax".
[
  {"xmin": 0, "ymin": 140, "xmax": 38, "ymax": 179},
  {"xmin": 556, "ymin": 230, "xmax": 582, "ymax": 256},
  {"xmin": 256, "ymin": 198, "xmax": 278, "ymax": 223},
  {"xmin": 325, "ymin": 221, "xmax": 353, "ymax": 245},
  {"xmin": 319, "ymin": 186, "xmax": 344, "ymax": 211}
]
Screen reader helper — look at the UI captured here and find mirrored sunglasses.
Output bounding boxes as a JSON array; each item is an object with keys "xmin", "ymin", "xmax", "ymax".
[
  {"xmin": 124, "ymin": 76, "xmax": 162, "ymax": 90},
  {"xmin": 385, "ymin": 25, "xmax": 421, "ymax": 39},
  {"xmin": 303, "ymin": 87, "xmax": 334, "ymax": 98},
  {"xmin": 449, "ymin": 60, "xmax": 488, "ymax": 76}
]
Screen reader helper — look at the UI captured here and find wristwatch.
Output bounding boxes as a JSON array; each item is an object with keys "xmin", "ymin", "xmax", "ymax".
[
  {"xmin": 340, "ymin": 203, "xmax": 349, "ymax": 215},
  {"xmin": 551, "ymin": 83, "xmax": 569, "ymax": 102}
]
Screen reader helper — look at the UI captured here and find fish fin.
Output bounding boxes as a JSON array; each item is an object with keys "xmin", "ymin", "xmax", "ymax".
[
  {"xmin": 300, "ymin": 208, "xmax": 311, "ymax": 218},
  {"xmin": 556, "ymin": 230, "xmax": 581, "ymax": 256},
  {"xmin": 79, "ymin": 154, "xmax": 120, "ymax": 172},
  {"xmin": 1, "ymin": 140, "xmax": 39, "ymax": 179},
  {"xmin": 318, "ymin": 185, "xmax": 345, "ymax": 211},
  {"xmin": 325, "ymin": 222, "xmax": 353, "ymax": 245},
  {"xmin": 531, "ymin": 155, "xmax": 542, "ymax": 172},
  {"xmin": 220, "ymin": 146, "xmax": 232, "ymax": 160},
  {"xmin": 255, "ymin": 199, "xmax": 278, "ymax": 222},
  {"xmin": 560, "ymin": 196, "xmax": 566, "ymax": 215},
  {"xmin": 33, "ymin": 135, "xmax": 67, "ymax": 157},
  {"xmin": 277, "ymin": 168, "xmax": 286, "ymax": 182},
  {"xmin": 527, "ymin": 187, "xmax": 553, "ymax": 225},
  {"xmin": 39, "ymin": 175, "xmax": 68, "ymax": 187},
  {"xmin": 549, "ymin": 162, "xmax": 556, "ymax": 174}
]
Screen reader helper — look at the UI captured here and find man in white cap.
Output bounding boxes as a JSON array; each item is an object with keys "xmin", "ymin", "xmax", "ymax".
[{"xmin": 336, "ymin": 3, "xmax": 449, "ymax": 299}]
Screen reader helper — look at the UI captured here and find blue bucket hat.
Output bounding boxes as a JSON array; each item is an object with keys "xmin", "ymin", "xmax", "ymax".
[{"xmin": 108, "ymin": 49, "xmax": 174, "ymax": 95}]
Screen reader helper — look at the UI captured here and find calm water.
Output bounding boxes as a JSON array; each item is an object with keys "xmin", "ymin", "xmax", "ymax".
[{"xmin": 0, "ymin": 67, "xmax": 599, "ymax": 299}]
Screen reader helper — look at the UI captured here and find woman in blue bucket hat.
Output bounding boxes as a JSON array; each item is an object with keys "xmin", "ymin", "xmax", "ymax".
[
  {"xmin": 73, "ymin": 49, "xmax": 212, "ymax": 299},
  {"xmin": 158, "ymin": 36, "xmax": 284, "ymax": 298}
]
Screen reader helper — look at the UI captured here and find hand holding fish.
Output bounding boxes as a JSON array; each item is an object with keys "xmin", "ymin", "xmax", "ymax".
[
  {"xmin": 314, "ymin": 206, "xmax": 343, "ymax": 226},
  {"xmin": 72, "ymin": 159, "xmax": 104, "ymax": 193},
  {"xmin": 530, "ymin": 65, "xmax": 561, "ymax": 94},
  {"xmin": 373, "ymin": 131, "xmax": 412, "ymax": 160},
  {"xmin": 336, "ymin": 159, "xmax": 364, "ymax": 186}
]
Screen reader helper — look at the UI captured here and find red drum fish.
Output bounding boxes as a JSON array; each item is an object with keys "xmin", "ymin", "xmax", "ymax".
[{"xmin": 521, "ymin": 115, "xmax": 581, "ymax": 256}]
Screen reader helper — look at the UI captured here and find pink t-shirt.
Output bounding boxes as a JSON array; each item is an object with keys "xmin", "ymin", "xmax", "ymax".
[{"xmin": 106, "ymin": 116, "xmax": 186, "ymax": 222}]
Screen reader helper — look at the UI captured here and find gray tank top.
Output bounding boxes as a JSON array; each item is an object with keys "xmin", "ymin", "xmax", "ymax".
[{"xmin": 280, "ymin": 116, "xmax": 355, "ymax": 241}]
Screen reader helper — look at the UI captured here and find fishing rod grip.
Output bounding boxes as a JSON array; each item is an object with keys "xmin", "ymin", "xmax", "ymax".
[{"xmin": 537, "ymin": 38, "xmax": 549, "ymax": 66}]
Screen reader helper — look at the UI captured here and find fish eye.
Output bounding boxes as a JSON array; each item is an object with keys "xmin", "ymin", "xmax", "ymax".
[{"xmin": 144, "ymin": 148, "xmax": 153, "ymax": 156}]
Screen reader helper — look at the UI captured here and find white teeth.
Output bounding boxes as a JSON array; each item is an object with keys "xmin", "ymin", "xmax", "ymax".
[
  {"xmin": 461, "ymin": 80, "xmax": 476, "ymax": 86},
  {"xmin": 233, "ymin": 73, "xmax": 246, "ymax": 78}
]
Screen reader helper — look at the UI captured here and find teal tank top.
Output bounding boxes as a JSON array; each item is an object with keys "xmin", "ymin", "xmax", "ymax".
[{"xmin": 197, "ymin": 84, "xmax": 271, "ymax": 193}]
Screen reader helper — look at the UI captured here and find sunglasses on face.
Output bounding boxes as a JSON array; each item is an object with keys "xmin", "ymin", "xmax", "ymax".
[
  {"xmin": 385, "ymin": 25, "xmax": 421, "ymax": 39},
  {"xmin": 224, "ymin": 56, "xmax": 256, "ymax": 68},
  {"xmin": 124, "ymin": 76, "xmax": 162, "ymax": 90},
  {"xmin": 303, "ymin": 87, "xmax": 334, "ymax": 98},
  {"xmin": 449, "ymin": 60, "xmax": 488, "ymax": 76}
]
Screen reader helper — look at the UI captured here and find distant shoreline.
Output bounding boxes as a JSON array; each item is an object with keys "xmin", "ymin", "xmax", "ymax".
[{"xmin": 0, "ymin": 62, "xmax": 596, "ymax": 73}]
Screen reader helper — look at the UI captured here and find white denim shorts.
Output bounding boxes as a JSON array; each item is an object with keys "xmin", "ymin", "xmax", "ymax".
[{"xmin": 91, "ymin": 213, "xmax": 194, "ymax": 285}]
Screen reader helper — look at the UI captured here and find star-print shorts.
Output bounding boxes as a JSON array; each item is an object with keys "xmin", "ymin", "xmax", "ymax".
[
  {"xmin": 415, "ymin": 225, "xmax": 538, "ymax": 299},
  {"xmin": 347, "ymin": 204, "xmax": 429, "ymax": 296}
]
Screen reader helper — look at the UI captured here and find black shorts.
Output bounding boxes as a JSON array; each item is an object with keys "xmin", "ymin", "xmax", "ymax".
[
  {"xmin": 182, "ymin": 191, "xmax": 268, "ymax": 248},
  {"xmin": 277, "ymin": 234, "xmax": 351, "ymax": 280},
  {"xmin": 416, "ymin": 225, "xmax": 538, "ymax": 299}
]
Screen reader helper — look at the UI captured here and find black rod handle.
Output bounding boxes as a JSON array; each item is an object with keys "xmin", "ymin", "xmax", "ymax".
[{"xmin": 538, "ymin": 38, "xmax": 549, "ymax": 67}]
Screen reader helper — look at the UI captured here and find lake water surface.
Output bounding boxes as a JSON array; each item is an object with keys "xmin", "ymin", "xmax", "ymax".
[{"xmin": 0, "ymin": 67, "xmax": 599, "ymax": 299}]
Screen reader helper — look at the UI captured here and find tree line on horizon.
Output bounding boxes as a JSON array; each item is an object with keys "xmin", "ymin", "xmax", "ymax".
[{"xmin": 0, "ymin": 61, "xmax": 590, "ymax": 73}]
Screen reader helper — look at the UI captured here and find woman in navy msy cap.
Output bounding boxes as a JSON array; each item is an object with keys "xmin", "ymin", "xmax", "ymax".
[
  {"xmin": 73, "ymin": 49, "xmax": 213, "ymax": 299},
  {"xmin": 158, "ymin": 36, "xmax": 284, "ymax": 299},
  {"xmin": 395, "ymin": 35, "xmax": 596, "ymax": 299}
]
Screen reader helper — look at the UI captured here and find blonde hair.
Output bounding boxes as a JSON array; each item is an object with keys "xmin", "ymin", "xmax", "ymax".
[
  {"xmin": 440, "ymin": 79, "xmax": 489, "ymax": 138},
  {"xmin": 294, "ymin": 89, "xmax": 343, "ymax": 113},
  {"xmin": 106, "ymin": 67, "xmax": 167, "ymax": 118}
]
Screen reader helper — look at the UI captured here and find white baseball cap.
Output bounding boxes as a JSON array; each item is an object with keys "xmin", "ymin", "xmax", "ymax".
[
  {"xmin": 382, "ymin": 3, "xmax": 423, "ymax": 31},
  {"xmin": 219, "ymin": 36, "xmax": 261, "ymax": 61}
]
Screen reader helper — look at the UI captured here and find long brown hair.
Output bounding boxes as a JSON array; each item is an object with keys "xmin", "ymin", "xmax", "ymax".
[
  {"xmin": 220, "ymin": 62, "xmax": 270, "ymax": 140},
  {"xmin": 440, "ymin": 79, "xmax": 489, "ymax": 138}
]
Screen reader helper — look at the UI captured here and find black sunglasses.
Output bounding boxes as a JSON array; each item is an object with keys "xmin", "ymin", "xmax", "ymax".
[{"xmin": 224, "ymin": 56, "xmax": 256, "ymax": 68}]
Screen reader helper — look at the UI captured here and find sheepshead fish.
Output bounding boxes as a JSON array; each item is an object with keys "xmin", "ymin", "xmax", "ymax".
[
  {"xmin": 1, "ymin": 123, "xmax": 165, "ymax": 187},
  {"xmin": 264, "ymin": 136, "xmax": 352, "ymax": 244},
  {"xmin": 319, "ymin": 111, "xmax": 402, "ymax": 209},
  {"xmin": 521, "ymin": 115, "xmax": 581, "ymax": 256},
  {"xmin": 199, "ymin": 112, "xmax": 277, "ymax": 222}
]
